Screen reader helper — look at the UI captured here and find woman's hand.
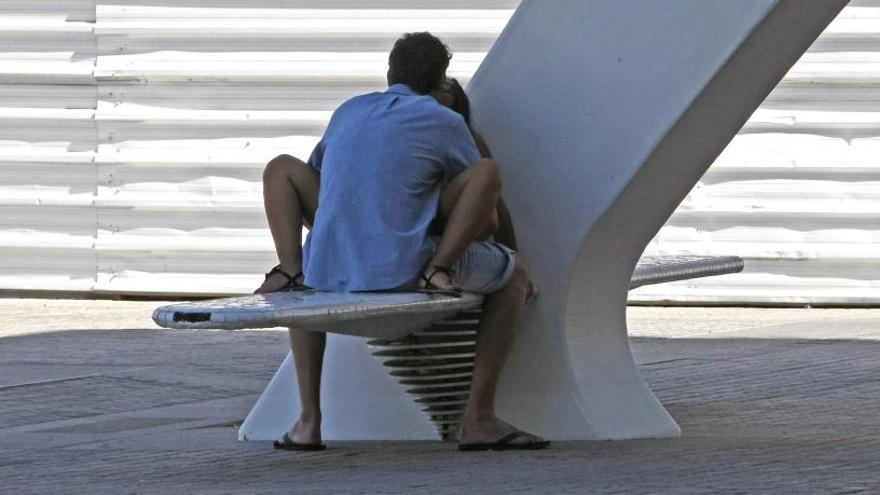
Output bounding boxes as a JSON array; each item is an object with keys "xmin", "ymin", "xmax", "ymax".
[{"xmin": 526, "ymin": 278, "xmax": 539, "ymax": 302}]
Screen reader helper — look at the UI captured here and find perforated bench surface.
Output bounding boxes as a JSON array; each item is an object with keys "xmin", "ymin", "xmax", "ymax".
[
  {"xmin": 629, "ymin": 255, "xmax": 743, "ymax": 289},
  {"xmin": 154, "ymin": 291, "xmax": 484, "ymax": 339},
  {"xmin": 153, "ymin": 255, "xmax": 743, "ymax": 339}
]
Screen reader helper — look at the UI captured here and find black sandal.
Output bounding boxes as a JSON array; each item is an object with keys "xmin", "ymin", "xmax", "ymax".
[
  {"xmin": 418, "ymin": 264, "xmax": 463, "ymax": 298},
  {"xmin": 273, "ymin": 432, "xmax": 326, "ymax": 451},
  {"xmin": 264, "ymin": 264, "xmax": 308, "ymax": 292},
  {"xmin": 458, "ymin": 430, "xmax": 551, "ymax": 451}
]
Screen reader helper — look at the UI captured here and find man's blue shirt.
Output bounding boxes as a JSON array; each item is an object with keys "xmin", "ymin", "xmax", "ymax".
[{"xmin": 301, "ymin": 83, "xmax": 481, "ymax": 291}]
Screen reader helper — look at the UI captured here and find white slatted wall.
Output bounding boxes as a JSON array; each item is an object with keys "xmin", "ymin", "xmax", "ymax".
[
  {"xmin": 633, "ymin": 0, "xmax": 880, "ymax": 305},
  {"xmin": 0, "ymin": 0, "xmax": 97, "ymax": 292},
  {"xmin": 0, "ymin": 0, "xmax": 877, "ymax": 304}
]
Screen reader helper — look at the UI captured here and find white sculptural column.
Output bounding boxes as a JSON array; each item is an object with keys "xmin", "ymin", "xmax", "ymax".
[
  {"xmin": 238, "ymin": 0, "xmax": 846, "ymax": 441},
  {"xmin": 465, "ymin": 0, "xmax": 847, "ymax": 439}
]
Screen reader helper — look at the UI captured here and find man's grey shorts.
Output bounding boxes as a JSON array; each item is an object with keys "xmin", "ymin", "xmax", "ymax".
[{"xmin": 430, "ymin": 237, "xmax": 517, "ymax": 294}]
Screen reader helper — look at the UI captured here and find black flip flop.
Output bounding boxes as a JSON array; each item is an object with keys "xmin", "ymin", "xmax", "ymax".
[
  {"xmin": 458, "ymin": 431, "xmax": 551, "ymax": 451},
  {"xmin": 273, "ymin": 432, "xmax": 326, "ymax": 451}
]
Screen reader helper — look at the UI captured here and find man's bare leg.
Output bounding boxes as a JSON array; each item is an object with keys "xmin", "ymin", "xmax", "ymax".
[
  {"xmin": 458, "ymin": 258, "xmax": 547, "ymax": 446},
  {"xmin": 426, "ymin": 158, "xmax": 502, "ymax": 290},
  {"xmin": 285, "ymin": 328, "xmax": 326, "ymax": 445},
  {"xmin": 256, "ymin": 154, "xmax": 319, "ymax": 293},
  {"xmin": 255, "ymin": 154, "xmax": 326, "ymax": 445}
]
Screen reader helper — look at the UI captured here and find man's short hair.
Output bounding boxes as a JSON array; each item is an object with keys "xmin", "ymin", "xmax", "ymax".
[{"xmin": 388, "ymin": 32, "xmax": 452, "ymax": 95}]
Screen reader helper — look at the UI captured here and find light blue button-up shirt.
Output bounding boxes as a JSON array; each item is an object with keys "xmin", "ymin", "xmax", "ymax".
[{"xmin": 302, "ymin": 83, "xmax": 481, "ymax": 291}]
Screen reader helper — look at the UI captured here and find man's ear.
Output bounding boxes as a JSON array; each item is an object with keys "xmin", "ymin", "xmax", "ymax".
[{"xmin": 386, "ymin": 68, "xmax": 393, "ymax": 87}]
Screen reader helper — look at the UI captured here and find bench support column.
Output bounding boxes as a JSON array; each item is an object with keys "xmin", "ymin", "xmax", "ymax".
[{"xmin": 465, "ymin": 0, "xmax": 846, "ymax": 439}]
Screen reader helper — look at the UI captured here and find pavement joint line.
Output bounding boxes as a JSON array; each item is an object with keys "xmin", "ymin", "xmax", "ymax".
[
  {"xmin": 0, "ymin": 373, "xmax": 103, "ymax": 391},
  {"xmin": 0, "ymin": 393, "xmax": 261, "ymax": 435},
  {"xmin": 19, "ymin": 420, "xmax": 245, "ymax": 451}
]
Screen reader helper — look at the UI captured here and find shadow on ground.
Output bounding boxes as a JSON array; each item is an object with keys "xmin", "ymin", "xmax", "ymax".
[{"xmin": 1, "ymin": 327, "xmax": 879, "ymax": 494}]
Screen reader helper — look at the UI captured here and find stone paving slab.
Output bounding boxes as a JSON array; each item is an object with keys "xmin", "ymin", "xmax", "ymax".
[{"xmin": 1, "ymin": 299, "xmax": 880, "ymax": 493}]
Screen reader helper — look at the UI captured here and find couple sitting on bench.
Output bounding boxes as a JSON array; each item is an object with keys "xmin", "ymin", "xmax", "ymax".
[{"xmin": 255, "ymin": 32, "xmax": 548, "ymax": 452}]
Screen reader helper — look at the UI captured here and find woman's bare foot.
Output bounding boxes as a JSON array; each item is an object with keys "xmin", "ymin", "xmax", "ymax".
[{"xmin": 458, "ymin": 415, "xmax": 547, "ymax": 448}]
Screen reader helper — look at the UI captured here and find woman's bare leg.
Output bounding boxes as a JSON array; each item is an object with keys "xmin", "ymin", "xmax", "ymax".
[
  {"xmin": 426, "ymin": 159, "xmax": 502, "ymax": 290},
  {"xmin": 256, "ymin": 154, "xmax": 320, "ymax": 293}
]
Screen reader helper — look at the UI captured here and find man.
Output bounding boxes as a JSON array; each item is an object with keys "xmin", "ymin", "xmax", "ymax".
[{"xmin": 267, "ymin": 32, "xmax": 548, "ymax": 451}]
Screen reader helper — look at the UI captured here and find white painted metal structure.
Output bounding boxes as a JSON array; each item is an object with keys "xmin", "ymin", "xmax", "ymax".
[
  {"xmin": 636, "ymin": 0, "xmax": 880, "ymax": 305},
  {"xmin": 152, "ymin": 255, "xmax": 741, "ymax": 441},
  {"xmin": 462, "ymin": 0, "xmax": 845, "ymax": 441},
  {"xmin": 0, "ymin": 0, "xmax": 876, "ymax": 304},
  {"xmin": 154, "ymin": 0, "xmax": 844, "ymax": 443}
]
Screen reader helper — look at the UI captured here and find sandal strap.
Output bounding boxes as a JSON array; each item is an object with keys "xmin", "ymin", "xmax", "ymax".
[
  {"xmin": 422, "ymin": 264, "xmax": 456, "ymax": 288},
  {"xmin": 495, "ymin": 431, "xmax": 530, "ymax": 446},
  {"xmin": 265, "ymin": 264, "xmax": 303, "ymax": 284}
]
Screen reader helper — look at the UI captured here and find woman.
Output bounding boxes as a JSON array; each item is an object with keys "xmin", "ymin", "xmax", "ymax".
[{"xmin": 430, "ymin": 78, "xmax": 519, "ymax": 248}]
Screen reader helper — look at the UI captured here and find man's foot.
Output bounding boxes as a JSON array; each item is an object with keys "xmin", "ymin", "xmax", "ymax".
[
  {"xmin": 273, "ymin": 432, "xmax": 326, "ymax": 451},
  {"xmin": 255, "ymin": 265, "xmax": 304, "ymax": 293},
  {"xmin": 457, "ymin": 415, "xmax": 549, "ymax": 450},
  {"xmin": 274, "ymin": 417, "xmax": 323, "ymax": 450}
]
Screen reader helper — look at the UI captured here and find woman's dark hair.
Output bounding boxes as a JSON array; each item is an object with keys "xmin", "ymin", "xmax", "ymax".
[
  {"xmin": 388, "ymin": 32, "xmax": 451, "ymax": 95},
  {"xmin": 446, "ymin": 78, "xmax": 471, "ymax": 127}
]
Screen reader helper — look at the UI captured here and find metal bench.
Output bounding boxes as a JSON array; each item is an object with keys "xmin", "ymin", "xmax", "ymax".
[
  {"xmin": 154, "ymin": 255, "xmax": 743, "ymax": 337},
  {"xmin": 153, "ymin": 255, "xmax": 743, "ymax": 439}
]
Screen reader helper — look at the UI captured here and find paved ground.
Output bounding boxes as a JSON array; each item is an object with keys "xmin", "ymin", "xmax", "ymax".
[{"xmin": 1, "ymin": 299, "xmax": 879, "ymax": 494}]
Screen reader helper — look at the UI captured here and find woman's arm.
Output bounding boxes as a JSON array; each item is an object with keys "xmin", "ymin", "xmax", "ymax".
[
  {"xmin": 472, "ymin": 129, "xmax": 493, "ymax": 160},
  {"xmin": 472, "ymin": 127, "xmax": 537, "ymax": 298},
  {"xmin": 472, "ymin": 129, "xmax": 518, "ymax": 250},
  {"xmin": 494, "ymin": 197, "xmax": 517, "ymax": 250}
]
